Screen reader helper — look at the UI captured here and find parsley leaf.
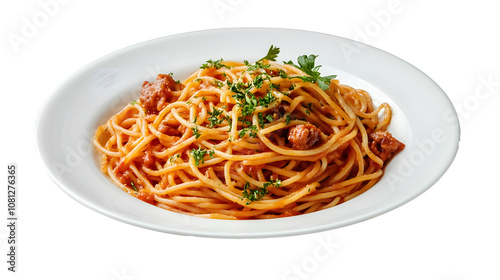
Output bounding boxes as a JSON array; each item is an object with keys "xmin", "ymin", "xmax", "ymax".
[
  {"xmin": 258, "ymin": 45, "xmax": 280, "ymax": 62},
  {"xmin": 284, "ymin": 54, "xmax": 337, "ymax": 90}
]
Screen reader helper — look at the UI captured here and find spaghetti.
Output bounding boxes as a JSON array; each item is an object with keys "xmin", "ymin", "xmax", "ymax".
[{"xmin": 93, "ymin": 46, "xmax": 405, "ymax": 219}]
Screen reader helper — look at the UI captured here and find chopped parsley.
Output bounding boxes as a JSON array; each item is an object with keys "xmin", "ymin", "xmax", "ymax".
[
  {"xmin": 245, "ymin": 60, "xmax": 271, "ymax": 72},
  {"xmin": 200, "ymin": 58, "xmax": 227, "ymax": 69},
  {"xmin": 241, "ymin": 182, "xmax": 267, "ymax": 204},
  {"xmin": 263, "ymin": 178, "xmax": 282, "ymax": 188},
  {"xmin": 130, "ymin": 181, "xmax": 138, "ymax": 193},
  {"xmin": 252, "ymin": 73, "xmax": 270, "ymax": 89},
  {"xmin": 284, "ymin": 54, "xmax": 337, "ymax": 90},
  {"xmin": 258, "ymin": 91, "xmax": 275, "ymax": 107},
  {"xmin": 225, "ymin": 115, "xmax": 233, "ymax": 132},
  {"xmin": 258, "ymin": 112, "xmax": 274, "ymax": 128},
  {"xmin": 169, "ymin": 154, "xmax": 180, "ymax": 163},
  {"xmin": 208, "ymin": 108, "xmax": 224, "ymax": 128},
  {"xmin": 258, "ymin": 112, "xmax": 265, "ymax": 129},
  {"xmin": 208, "ymin": 149, "xmax": 215, "ymax": 158},
  {"xmin": 238, "ymin": 92, "xmax": 258, "ymax": 117},
  {"xmin": 194, "ymin": 47, "xmax": 338, "ymax": 144},
  {"xmin": 212, "ymin": 80, "xmax": 224, "ymax": 88},
  {"xmin": 241, "ymin": 178, "xmax": 282, "ymax": 204},
  {"xmin": 239, "ymin": 125, "xmax": 258, "ymax": 138},
  {"xmin": 285, "ymin": 113, "xmax": 292, "ymax": 125},
  {"xmin": 190, "ymin": 147, "xmax": 214, "ymax": 166},
  {"xmin": 191, "ymin": 126, "xmax": 201, "ymax": 139},
  {"xmin": 270, "ymin": 83, "xmax": 281, "ymax": 90},
  {"xmin": 130, "ymin": 100, "xmax": 137, "ymax": 105},
  {"xmin": 278, "ymin": 69, "xmax": 289, "ymax": 79}
]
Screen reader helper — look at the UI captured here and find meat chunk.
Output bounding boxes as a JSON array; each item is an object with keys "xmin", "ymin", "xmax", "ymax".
[
  {"xmin": 139, "ymin": 74, "xmax": 177, "ymax": 113},
  {"xmin": 369, "ymin": 130, "xmax": 405, "ymax": 161},
  {"xmin": 288, "ymin": 124, "xmax": 321, "ymax": 150}
]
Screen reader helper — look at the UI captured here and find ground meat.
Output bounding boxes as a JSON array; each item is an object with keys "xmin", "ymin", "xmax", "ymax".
[
  {"xmin": 326, "ymin": 142, "xmax": 349, "ymax": 164},
  {"xmin": 115, "ymin": 168, "xmax": 131, "ymax": 185},
  {"xmin": 139, "ymin": 74, "xmax": 177, "ymax": 113},
  {"xmin": 134, "ymin": 149, "xmax": 155, "ymax": 167},
  {"xmin": 369, "ymin": 130, "xmax": 405, "ymax": 161},
  {"xmin": 272, "ymin": 102, "xmax": 290, "ymax": 118},
  {"xmin": 288, "ymin": 124, "xmax": 321, "ymax": 150},
  {"xmin": 234, "ymin": 148, "xmax": 265, "ymax": 174},
  {"xmin": 241, "ymin": 163, "xmax": 265, "ymax": 174},
  {"xmin": 135, "ymin": 189, "xmax": 156, "ymax": 205},
  {"xmin": 157, "ymin": 121, "xmax": 182, "ymax": 136}
]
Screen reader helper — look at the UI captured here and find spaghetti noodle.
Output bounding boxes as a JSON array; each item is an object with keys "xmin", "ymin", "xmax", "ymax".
[{"xmin": 93, "ymin": 46, "xmax": 405, "ymax": 219}]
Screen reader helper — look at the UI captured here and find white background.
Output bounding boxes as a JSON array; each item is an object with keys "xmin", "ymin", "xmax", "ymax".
[{"xmin": 1, "ymin": 0, "xmax": 499, "ymax": 279}]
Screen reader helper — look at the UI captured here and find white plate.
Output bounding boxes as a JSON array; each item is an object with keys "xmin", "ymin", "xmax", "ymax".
[{"xmin": 36, "ymin": 28, "xmax": 460, "ymax": 238}]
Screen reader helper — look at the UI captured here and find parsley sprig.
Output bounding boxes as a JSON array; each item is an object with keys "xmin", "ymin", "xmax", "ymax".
[
  {"xmin": 284, "ymin": 55, "xmax": 337, "ymax": 90},
  {"xmin": 258, "ymin": 45, "xmax": 280, "ymax": 62},
  {"xmin": 244, "ymin": 45, "xmax": 280, "ymax": 72}
]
